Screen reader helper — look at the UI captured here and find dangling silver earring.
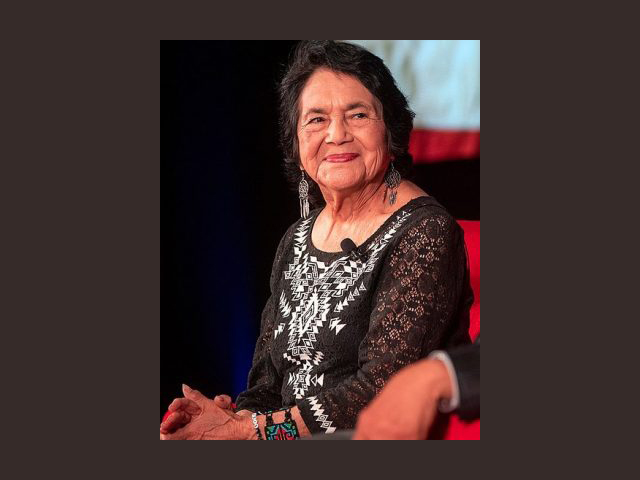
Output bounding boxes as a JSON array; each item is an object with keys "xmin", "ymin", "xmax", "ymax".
[
  {"xmin": 299, "ymin": 171, "xmax": 310, "ymax": 219},
  {"xmin": 384, "ymin": 162, "xmax": 401, "ymax": 206}
]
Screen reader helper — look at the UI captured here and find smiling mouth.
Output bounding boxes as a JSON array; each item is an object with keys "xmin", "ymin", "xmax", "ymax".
[{"xmin": 324, "ymin": 153, "xmax": 359, "ymax": 163}]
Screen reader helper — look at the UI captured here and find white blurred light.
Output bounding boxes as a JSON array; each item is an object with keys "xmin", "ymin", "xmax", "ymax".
[{"xmin": 346, "ymin": 40, "xmax": 480, "ymax": 130}]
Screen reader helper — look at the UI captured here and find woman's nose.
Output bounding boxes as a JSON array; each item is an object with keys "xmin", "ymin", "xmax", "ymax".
[{"xmin": 325, "ymin": 118, "xmax": 353, "ymax": 144}]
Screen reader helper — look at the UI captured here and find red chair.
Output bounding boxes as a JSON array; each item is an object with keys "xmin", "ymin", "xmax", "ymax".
[{"xmin": 440, "ymin": 220, "xmax": 480, "ymax": 440}]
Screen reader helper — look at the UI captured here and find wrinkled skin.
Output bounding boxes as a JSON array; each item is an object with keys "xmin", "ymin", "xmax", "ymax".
[
  {"xmin": 353, "ymin": 358, "xmax": 452, "ymax": 440},
  {"xmin": 160, "ymin": 385, "xmax": 253, "ymax": 440}
]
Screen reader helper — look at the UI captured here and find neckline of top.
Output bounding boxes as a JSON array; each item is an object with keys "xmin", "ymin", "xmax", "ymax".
[{"xmin": 305, "ymin": 195, "xmax": 437, "ymax": 257}]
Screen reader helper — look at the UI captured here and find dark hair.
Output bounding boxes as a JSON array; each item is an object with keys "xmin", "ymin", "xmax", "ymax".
[{"xmin": 278, "ymin": 41, "xmax": 415, "ymax": 207}]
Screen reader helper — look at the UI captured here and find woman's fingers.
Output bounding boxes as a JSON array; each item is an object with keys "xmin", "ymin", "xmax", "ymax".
[
  {"xmin": 182, "ymin": 384, "xmax": 208, "ymax": 404},
  {"xmin": 160, "ymin": 411, "xmax": 185, "ymax": 434},
  {"xmin": 214, "ymin": 394, "xmax": 233, "ymax": 409},
  {"xmin": 160, "ymin": 410, "xmax": 191, "ymax": 434},
  {"xmin": 168, "ymin": 397, "xmax": 201, "ymax": 415}
]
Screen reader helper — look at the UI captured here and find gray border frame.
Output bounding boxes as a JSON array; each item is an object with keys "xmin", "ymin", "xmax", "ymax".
[{"xmin": 9, "ymin": 5, "xmax": 594, "ymax": 473}]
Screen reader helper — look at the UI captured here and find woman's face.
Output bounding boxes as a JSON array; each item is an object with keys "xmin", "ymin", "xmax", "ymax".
[{"xmin": 297, "ymin": 68, "xmax": 389, "ymax": 196}]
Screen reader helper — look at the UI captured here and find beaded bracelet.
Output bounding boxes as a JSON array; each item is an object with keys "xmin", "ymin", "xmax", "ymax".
[
  {"xmin": 251, "ymin": 412, "xmax": 263, "ymax": 440},
  {"xmin": 264, "ymin": 408, "xmax": 300, "ymax": 440}
]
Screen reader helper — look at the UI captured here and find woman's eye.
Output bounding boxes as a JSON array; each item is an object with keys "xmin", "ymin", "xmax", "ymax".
[
  {"xmin": 309, "ymin": 117, "xmax": 325, "ymax": 124},
  {"xmin": 352, "ymin": 113, "xmax": 368, "ymax": 119}
]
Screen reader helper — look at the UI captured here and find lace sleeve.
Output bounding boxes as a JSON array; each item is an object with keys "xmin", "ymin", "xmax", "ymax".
[
  {"xmin": 234, "ymin": 224, "xmax": 296, "ymax": 412},
  {"xmin": 296, "ymin": 213, "xmax": 471, "ymax": 433}
]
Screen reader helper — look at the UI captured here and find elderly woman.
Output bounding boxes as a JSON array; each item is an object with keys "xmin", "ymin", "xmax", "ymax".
[{"xmin": 160, "ymin": 40, "xmax": 472, "ymax": 440}]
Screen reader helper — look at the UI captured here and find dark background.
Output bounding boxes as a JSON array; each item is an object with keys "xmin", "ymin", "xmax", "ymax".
[{"xmin": 160, "ymin": 41, "xmax": 479, "ymax": 417}]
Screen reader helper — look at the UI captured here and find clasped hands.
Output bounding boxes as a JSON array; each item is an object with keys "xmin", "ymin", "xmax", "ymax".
[{"xmin": 160, "ymin": 384, "xmax": 253, "ymax": 440}]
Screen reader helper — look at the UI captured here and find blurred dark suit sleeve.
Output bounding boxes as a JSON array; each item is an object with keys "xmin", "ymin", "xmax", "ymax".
[{"xmin": 448, "ymin": 335, "xmax": 480, "ymax": 420}]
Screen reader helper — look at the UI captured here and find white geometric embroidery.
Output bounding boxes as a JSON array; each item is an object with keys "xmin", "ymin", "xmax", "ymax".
[
  {"xmin": 329, "ymin": 318, "xmax": 346, "ymax": 335},
  {"xmin": 307, "ymin": 396, "xmax": 336, "ymax": 434},
  {"xmin": 283, "ymin": 352, "xmax": 301, "ymax": 365},
  {"xmin": 281, "ymin": 210, "xmax": 414, "ymax": 399},
  {"xmin": 279, "ymin": 291, "xmax": 291, "ymax": 318},
  {"xmin": 274, "ymin": 322, "xmax": 285, "ymax": 339},
  {"xmin": 362, "ymin": 210, "xmax": 412, "ymax": 273},
  {"xmin": 287, "ymin": 372, "xmax": 325, "ymax": 389},
  {"xmin": 334, "ymin": 282, "xmax": 367, "ymax": 313}
]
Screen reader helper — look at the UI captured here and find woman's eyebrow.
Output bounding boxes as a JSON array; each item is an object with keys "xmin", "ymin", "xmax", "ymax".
[
  {"xmin": 302, "ymin": 107, "xmax": 328, "ymax": 118},
  {"xmin": 302, "ymin": 102, "xmax": 373, "ymax": 119},
  {"xmin": 345, "ymin": 102, "xmax": 372, "ymax": 111}
]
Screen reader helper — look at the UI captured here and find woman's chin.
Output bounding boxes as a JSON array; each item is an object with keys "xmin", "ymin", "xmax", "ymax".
[
  {"xmin": 317, "ymin": 167, "xmax": 364, "ymax": 193},
  {"xmin": 319, "ymin": 178, "xmax": 363, "ymax": 193}
]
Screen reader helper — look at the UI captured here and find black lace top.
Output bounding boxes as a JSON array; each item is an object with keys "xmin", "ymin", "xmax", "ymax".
[{"xmin": 234, "ymin": 196, "xmax": 473, "ymax": 434}]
